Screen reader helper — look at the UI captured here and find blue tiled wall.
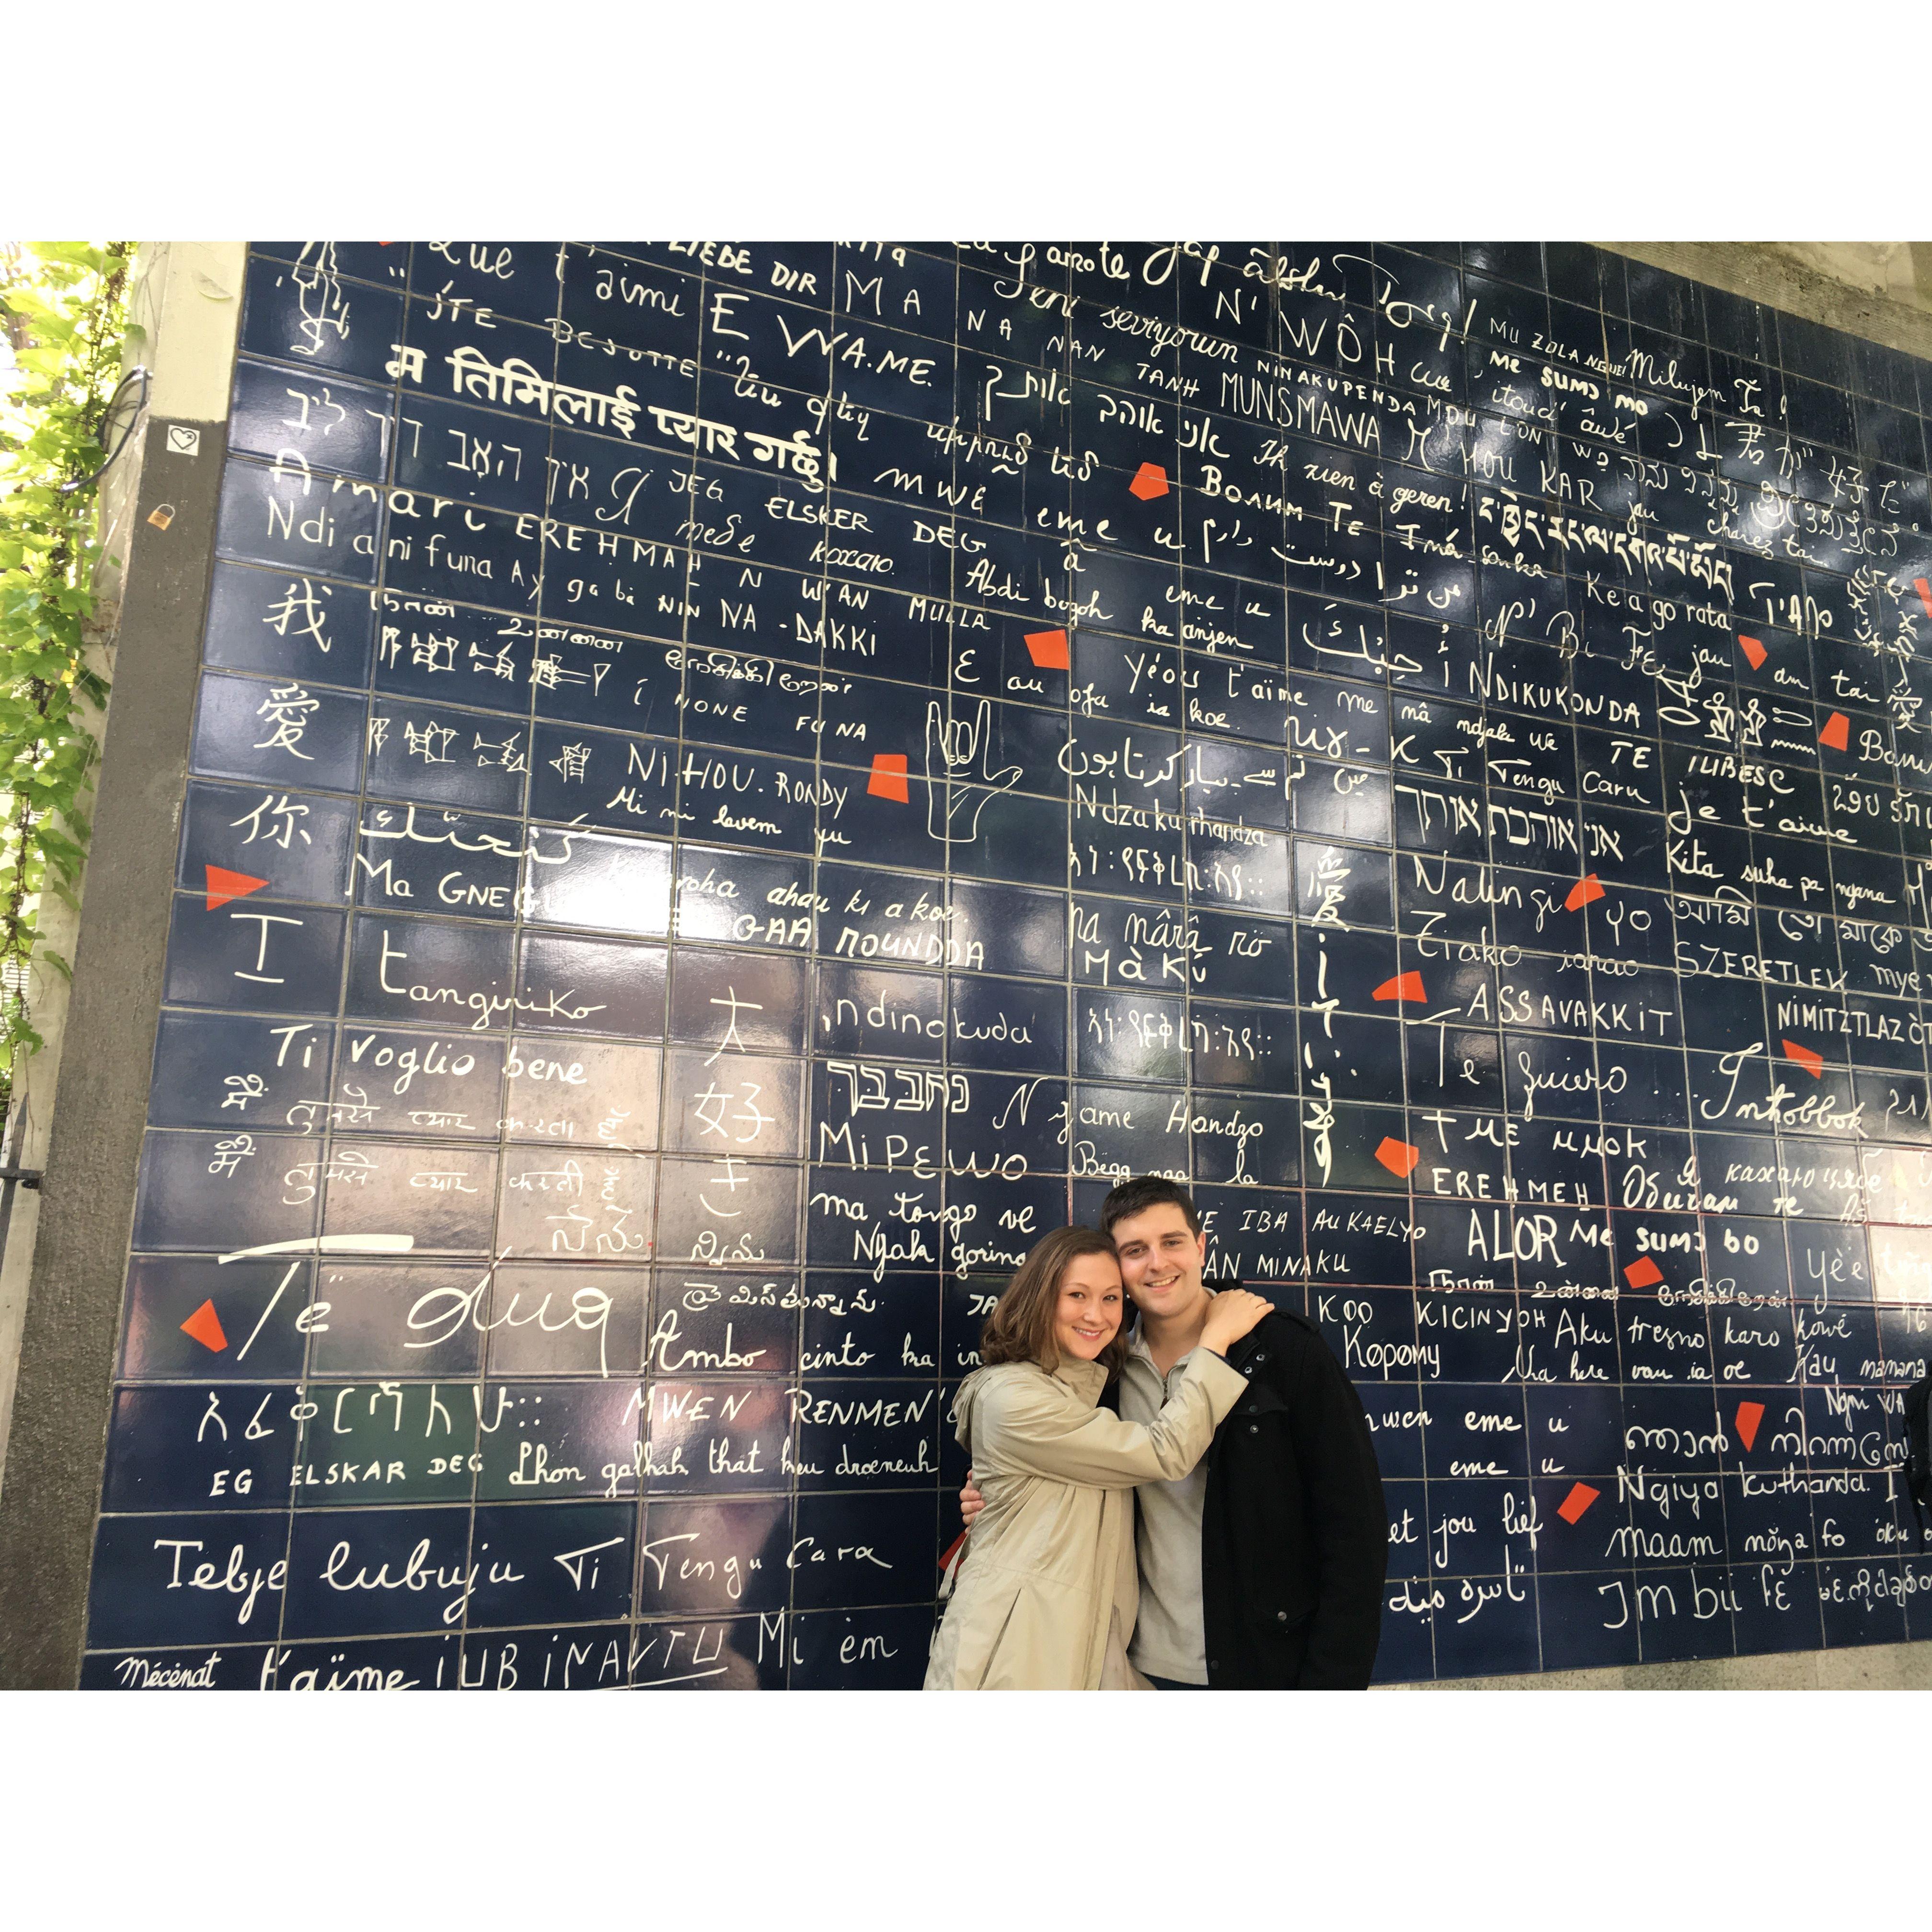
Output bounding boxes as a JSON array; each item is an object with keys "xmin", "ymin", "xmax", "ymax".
[{"xmin": 80, "ymin": 241, "xmax": 1932, "ymax": 1689}]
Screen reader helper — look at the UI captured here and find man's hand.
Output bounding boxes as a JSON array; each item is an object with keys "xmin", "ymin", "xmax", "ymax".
[{"xmin": 960, "ymin": 1469, "xmax": 985, "ymax": 1530}]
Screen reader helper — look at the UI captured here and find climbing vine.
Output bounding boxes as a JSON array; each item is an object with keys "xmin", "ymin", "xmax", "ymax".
[{"xmin": 0, "ymin": 241, "xmax": 135, "ymax": 1112}]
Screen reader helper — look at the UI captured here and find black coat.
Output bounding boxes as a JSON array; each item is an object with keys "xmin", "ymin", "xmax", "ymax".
[
  {"xmin": 1204, "ymin": 1310, "xmax": 1388, "ymax": 1688},
  {"xmin": 1110, "ymin": 1308, "xmax": 1389, "ymax": 1689}
]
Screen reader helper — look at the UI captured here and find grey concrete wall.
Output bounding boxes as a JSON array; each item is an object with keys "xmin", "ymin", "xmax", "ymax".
[
  {"xmin": 0, "ymin": 244, "xmax": 242, "ymax": 1686},
  {"xmin": 1382, "ymin": 1637, "xmax": 1932, "ymax": 1691},
  {"xmin": 0, "ymin": 245, "xmax": 245, "ymax": 1497},
  {"xmin": 1605, "ymin": 242, "xmax": 1932, "ymax": 361}
]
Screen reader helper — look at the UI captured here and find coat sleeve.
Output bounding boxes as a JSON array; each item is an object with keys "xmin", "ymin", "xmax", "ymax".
[
  {"xmin": 975, "ymin": 1355, "xmax": 1250, "ymax": 1489},
  {"xmin": 1282, "ymin": 1324, "xmax": 1390, "ymax": 1688}
]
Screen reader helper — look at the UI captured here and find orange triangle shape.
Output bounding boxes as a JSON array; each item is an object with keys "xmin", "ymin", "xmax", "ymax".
[
  {"xmin": 1817, "ymin": 712, "xmax": 1850, "ymax": 752},
  {"xmin": 206, "ymin": 864, "xmax": 269, "ymax": 910},
  {"xmin": 1564, "ymin": 874, "xmax": 1604, "ymax": 911},
  {"xmin": 1128, "ymin": 462, "xmax": 1169, "ymax": 500},
  {"xmin": 1372, "ymin": 971, "xmax": 1426, "ymax": 1004},
  {"xmin": 1556, "ymin": 1481, "xmax": 1599, "ymax": 1525},
  {"xmin": 1736, "ymin": 632, "xmax": 1767, "ymax": 670},
  {"xmin": 1734, "ymin": 1400, "xmax": 1765, "ymax": 1452},
  {"xmin": 180, "ymin": 1299, "xmax": 228, "ymax": 1352},
  {"xmin": 866, "ymin": 754, "xmax": 909, "ymax": 803},
  {"xmin": 1374, "ymin": 1137, "xmax": 1420, "ymax": 1178},
  {"xmin": 1782, "ymin": 1038, "xmax": 1825, "ymax": 1078}
]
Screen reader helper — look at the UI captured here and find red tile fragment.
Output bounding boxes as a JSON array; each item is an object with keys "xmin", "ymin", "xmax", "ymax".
[
  {"xmin": 1736, "ymin": 632, "xmax": 1767, "ymax": 670},
  {"xmin": 1023, "ymin": 628, "xmax": 1070, "ymax": 669},
  {"xmin": 1734, "ymin": 1401, "xmax": 1765, "ymax": 1452},
  {"xmin": 1374, "ymin": 1137, "xmax": 1420, "ymax": 1179},
  {"xmin": 1128, "ymin": 462, "xmax": 1169, "ymax": 500},
  {"xmin": 1372, "ymin": 971, "xmax": 1426, "ymax": 1004},
  {"xmin": 1915, "ymin": 577, "xmax": 1932, "ymax": 624},
  {"xmin": 180, "ymin": 1299, "xmax": 228, "ymax": 1352},
  {"xmin": 205, "ymin": 864, "xmax": 269, "ymax": 910},
  {"xmin": 1782, "ymin": 1038, "xmax": 1824, "ymax": 1079},
  {"xmin": 1557, "ymin": 1482, "xmax": 1600, "ymax": 1525},
  {"xmin": 1622, "ymin": 1257, "xmax": 1664, "ymax": 1289},
  {"xmin": 866, "ymin": 754, "xmax": 909, "ymax": 803},
  {"xmin": 1818, "ymin": 711, "xmax": 1850, "ymax": 752},
  {"xmin": 1564, "ymin": 874, "xmax": 1604, "ymax": 911}
]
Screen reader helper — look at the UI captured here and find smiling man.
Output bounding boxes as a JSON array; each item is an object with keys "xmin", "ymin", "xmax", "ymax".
[{"xmin": 962, "ymin": 1174, "xmax": 1390, "ymax": 1688}]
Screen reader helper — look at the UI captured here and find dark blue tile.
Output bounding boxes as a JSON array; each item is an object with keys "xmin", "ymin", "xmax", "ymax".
[
  {"xmin": 320, "ymin": 1138, "xmax": 498, "ymax": 1254},
  {"xmin": 203, "ymin": 561, "xmax": 376, "ymax": 689},
  {"xmin": 240, "ymin": 253, "xmax": 404, "ymax": 382},
  {"xmin": 794, "ymin": 1378, "xmax": 941, "ymax": 1489},
  {"xmin": 148, "ymin": 1012, "xmax": 338, "ymax": 1132},
  {"xmin": 949, "ymin": 975, "xmax": 1067, "ymax": 1075},
  {"xmin": 103, "ymin": 1384, "xmax": 296, "ymax": 1513},
  {"xmin": 411, "ymin": 241, "xmax": 561, "ymax": 327},
  {"xmin": 229, "ymin": 357, "xmax": 391, "ymax": 480},
  {"xmin": 344, "ymin": 910, "xmax": 516, "ymax": 1032},
  {"xmin": 291, "ymin": 1377, "xmax": 478, "ymax": 1506},
  {"xmin": 87, "ymin": 1511, "xmax": 290, "ymax": 1648},
  {"xmin": 800, "ymin": 1272, "xmax": 942, "ymax": 1383},
  {"xmin": 176, "ymin": 781, "xmax": 357, "ymax": 926},
  {"xmin": 642, "ymin": 1375, "xmax": 792, "ymax": 1490},
  {"xmin": 788, "ymin": 1605, "xmax": 933, "ymax": 1688},
  {"xmin": 255, "ymin": 242, "xmax": 409, "ymax": 289},
  {"xmin": 130, "ymin": 1128, "xmax": 321, "ymax": 1254},
  {"xmin": 118, "ymin": 1254, "xmax": 315, "ymax": 1381},
  {"xmin": 1817, "ymin": 1556, "xmax": 1909, "ymax": 1647},
  {"xmin": 267, "ymin": 1633, "xmax": 459, "ymax": 1690},
  {"xmin": 464, "ymin": 1501, "xmax": 636, "ymax": 1626},
  {"xmin": 281, "ymin": 1506, "xmax": 474, "ymax": 1637},
  {"xmin": 515, "ymin": 929, "xmax": 665, "ymax": 1039},
  {"xmin": 807, "ymin": 1164, "xmax": 941, "ymax": 1274},
  {"xmin": 627, "ymin": 1614, "xmax": 786, "ymax": 1688},
  {"xmin": 1430, "ymin": 1570, "xmax": 1541, "ymax": 1678},
  {"xmin": 82, "ymin": 1643, "xmax": 272, "ymax": 1690},
  {"xmin": 161, "ymin": 892, "xmax": 347, "ymax": 1016},
  {"xmin": 380, "ymin": 493, "xmax": 541, "ymax": 613},
  {"xmin": 637, "ymin": 1495, "xmax": 791, "ymax": 1614},
  {"xmin": 189, "ymin": 669, "xmax": 366, "ymax": 794}
]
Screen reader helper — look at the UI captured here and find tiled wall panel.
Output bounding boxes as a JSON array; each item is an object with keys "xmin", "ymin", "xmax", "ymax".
[{"xmin": 80, "ymin": 241, "xmax": 1932, "ymax": 1688}]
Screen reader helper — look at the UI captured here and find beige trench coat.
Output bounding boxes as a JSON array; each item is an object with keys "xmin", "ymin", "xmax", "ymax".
[{"xmin": 923, "ymin": 1349, "xmax": 1249, "ymax": 1690}]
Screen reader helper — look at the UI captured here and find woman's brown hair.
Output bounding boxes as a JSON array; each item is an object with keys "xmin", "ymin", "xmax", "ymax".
[{"xmin": 978, "ymin": 1226, "xmax": 1129, "ymax": 1378}]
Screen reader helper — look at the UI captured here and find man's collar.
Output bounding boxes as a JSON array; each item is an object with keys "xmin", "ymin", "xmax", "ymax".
[{"xmin": 1126, "ymin": 1285, "xmax": 1216, "ymax": 1364}]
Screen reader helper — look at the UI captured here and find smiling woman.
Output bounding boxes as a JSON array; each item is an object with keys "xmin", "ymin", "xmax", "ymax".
[
  {"xmin": 978, "ymin": 1225, "xmax": 1131, "ymax": 1377},
  {"xmin": 924, "ymin": 1226, "xmax": 1270, "ymax": 1690}
]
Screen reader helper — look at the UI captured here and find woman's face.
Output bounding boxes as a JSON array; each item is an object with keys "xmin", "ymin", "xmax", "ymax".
[{"xmin": 1052, "ymin": 1252, "xmax": 1125, "ymax": 1362}]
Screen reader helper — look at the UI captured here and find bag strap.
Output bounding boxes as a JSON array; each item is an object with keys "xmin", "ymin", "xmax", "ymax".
[{"xmin": 937, "ymin": 1528, "xmax": 969, "ymax": 1600}]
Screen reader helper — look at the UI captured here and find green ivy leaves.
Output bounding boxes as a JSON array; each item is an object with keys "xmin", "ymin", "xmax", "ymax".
[{"xmin": 0, "ymin": 240, "xmax": 133, "ymax": 1106}]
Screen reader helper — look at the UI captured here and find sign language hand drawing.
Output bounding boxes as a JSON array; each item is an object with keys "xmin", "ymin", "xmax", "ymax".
[{"xmin": 924, "ymin": 698, "xmax": 1024, "ymax": 843}]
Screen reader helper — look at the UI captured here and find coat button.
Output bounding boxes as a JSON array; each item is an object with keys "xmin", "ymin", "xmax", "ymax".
[
  {"xmin": 1276, "ymin": 1610, "xmax": 1288, "ymax": 1622},
  {"xmin": 1248, "ymin": 1423, "xmax": 1259, "ymax": 1434}
]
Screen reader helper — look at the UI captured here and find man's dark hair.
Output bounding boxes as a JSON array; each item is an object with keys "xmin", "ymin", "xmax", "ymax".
[{"xmin": 1099, "ymin": 1174, "xmax": 1203, "ymax": 1237}]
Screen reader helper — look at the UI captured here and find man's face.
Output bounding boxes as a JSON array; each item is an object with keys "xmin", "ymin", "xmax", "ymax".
[{"xmin": 1109, "ymin": 1202, "xmax": 1209, "ymax": 1323}]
